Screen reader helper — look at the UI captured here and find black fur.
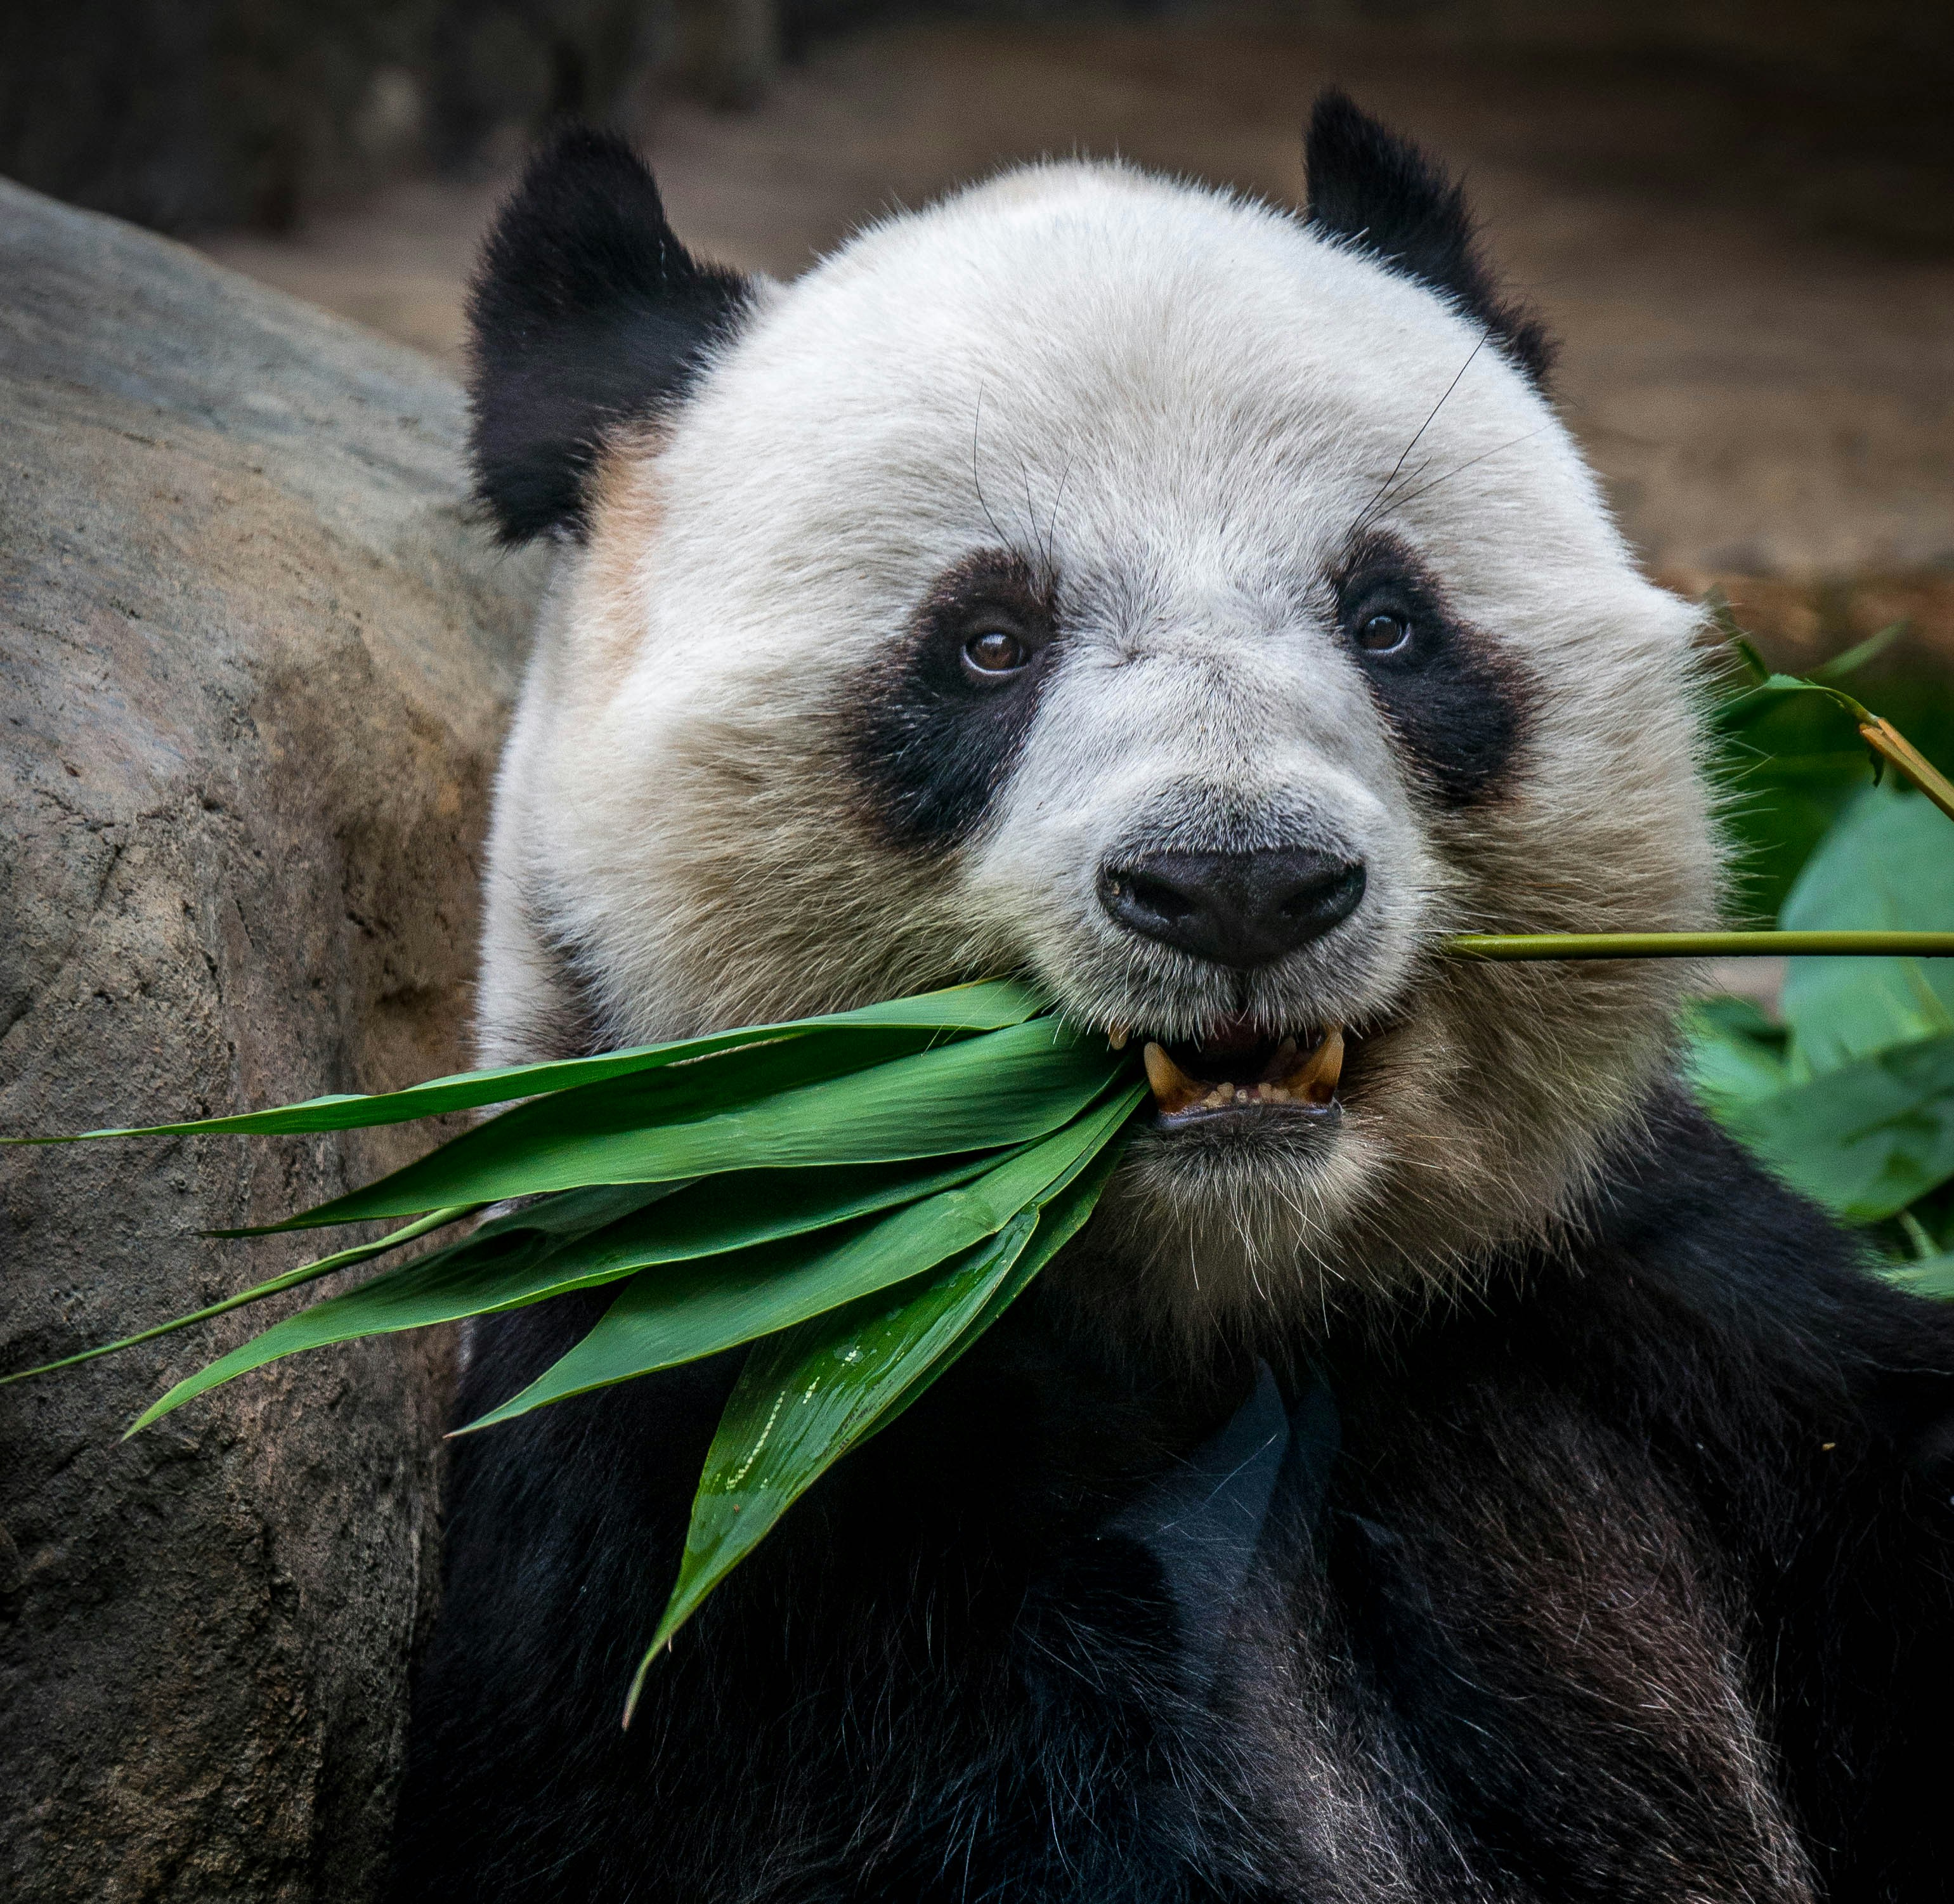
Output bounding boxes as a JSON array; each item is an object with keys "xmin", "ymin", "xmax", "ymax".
[
  {"xmin": 391, "ymin": 1095, "xmax": 1954, "ymax": 1901},
  {"xmin": 1335, "ymin": 530, "xmax": 1532, "ymax": 805},
  {"xmin": 467, "ymin": 126, "xmax": 752, "ymax": 543},
  {"xmin": 1305, "ymin": 90, "xmax": 1555, "ymax": 386},
  {"xmin": 847, "ymin": 550, "xmax": 1062, "ymax": 852}
]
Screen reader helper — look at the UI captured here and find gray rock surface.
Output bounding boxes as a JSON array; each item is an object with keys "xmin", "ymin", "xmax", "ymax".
[{"xmin": 0, "ymin": 178, "xmax": 545, "ymax": 1901}]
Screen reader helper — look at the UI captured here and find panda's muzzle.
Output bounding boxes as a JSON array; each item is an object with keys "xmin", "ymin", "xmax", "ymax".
[
  {"xmin": 1096, "ymin": 844, "xmax": 1364, "ymax": 1127},
  {"xmin": 1135, "ymin": 1020, "xmax": 1347, "ymax": 1128}
]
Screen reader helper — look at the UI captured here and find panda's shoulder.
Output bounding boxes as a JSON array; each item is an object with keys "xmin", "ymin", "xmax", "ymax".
[
  {"xmin": 1412, "ymin": 1088, "xmax": 1954, "ymax": 1474},
  {"xmin": 1584, "ymin": 1088, "xmax": 1954, "ymax": 1379}
]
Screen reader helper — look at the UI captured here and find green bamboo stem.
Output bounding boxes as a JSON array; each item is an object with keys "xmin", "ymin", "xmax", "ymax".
[{"xmin": 1447, "ymin": 931, "xmax": 1954, "ymax": 961}]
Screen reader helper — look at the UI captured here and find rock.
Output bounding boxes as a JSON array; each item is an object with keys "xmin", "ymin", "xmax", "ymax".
[{"xmin": 0, "ymin": 179, "xmax": 545, "ymax": 1901}]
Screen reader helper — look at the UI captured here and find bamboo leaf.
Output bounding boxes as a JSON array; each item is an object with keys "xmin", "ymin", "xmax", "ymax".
[
  {"xmin": 8, "ymin": 979, "xmax": 1045, "ymax": 1143},
  {"xmin": 122, "ymin": 1156, "xmax": 1004, "ymax": 1431},
  {"xmin": 1683, "ymin": 997, "xmax": 1789, "ymax": 1119},
  {"xmin": 218, "ymin": 1024, "xmax": 948, "ymax": 1233},
  {"xmin": 1712, "ymin": 672, "xmax": 1872, "ymax": 736},
  {"xmin": 1779, "ymin": 786, "xmax": 1954, "ymax": 1075},
  {"xmin": 1720, "ymin": 1030, "xmax": 1954, "ymax": 1221},
  {"xmin": 271, "ymin": 1017, "xmax": 1127, "ymax": 1230},
  {"xmin": 459, "ymin": 1084, "xmax": 1147, "ymax": 1435},
  {"xmin": 1881, "ymin": 1251, "xmax": 1954, "ymax": 1300},
  {"xmin": 1710, "ymin": 670, "xmax": 1880, "ymax": 920},
  {"xmin": 123, "ymin": 1184, "xmax": 684, "ymax": 1432},
  {"xmin": 1809, "ymin": 622, "xmax": 1906, "ymax": 684},
  {"xmin": 625, "ymin": 1134, "xmax": 1127, "ymax": 1716},
  {"xmin": 0, "ymin": 1203, "xmax": 480, "ymax": 1388}
]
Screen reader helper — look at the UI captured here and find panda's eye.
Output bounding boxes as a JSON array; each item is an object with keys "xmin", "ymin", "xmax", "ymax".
[
  {"xmin": 1356, "ymin": 611, "xmax": 1412, "ymax": 655},
  {"xmin": 962, "ymin": 627, "xmax": 1030, "ymax": 677}
]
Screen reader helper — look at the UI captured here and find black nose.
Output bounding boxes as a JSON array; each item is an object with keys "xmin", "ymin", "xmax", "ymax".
[{"xmin": 1098, "ymin": 848, "xmax": 1367, "ymax": 968}]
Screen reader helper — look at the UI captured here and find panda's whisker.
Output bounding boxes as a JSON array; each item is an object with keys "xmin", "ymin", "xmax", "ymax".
[
  {"xmin": 1043, "ymin": 448, "xmax": 1079, "ymax": 574},
  {"xmin": 1019, "ymin": 456, "xmax": 1042, "ymax": 561},
  {"xmin": 968, "ymin": 385, "xmax": 1010, "ymax": 546},
  {"xmin": 1352, "ymin": 335, "xmax": 1486, "ymax": 533},
  {"xmin": 1385, "ymin": 424, "xmax": 1554, "ymax": 515}
]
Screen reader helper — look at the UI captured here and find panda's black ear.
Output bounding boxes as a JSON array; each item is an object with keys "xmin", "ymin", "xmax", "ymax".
[
  {"xmin": 1303, "ymin": 89, "xmax": 1553, "ymax": 386},
  {"xmin": 467, "ymin": 126, "xmax": 753, "ymax": 544}
]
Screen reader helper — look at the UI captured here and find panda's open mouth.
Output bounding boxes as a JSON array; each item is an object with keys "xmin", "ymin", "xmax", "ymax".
[{"xmin": 1130, "ymin": 1017, "xmax": 1349, "ymax": 1130}]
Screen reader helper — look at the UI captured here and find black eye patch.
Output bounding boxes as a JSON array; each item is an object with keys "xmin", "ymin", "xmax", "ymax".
[
  {"xmin": 847, "ymin": 550, "xmax": 1060, "ymax": 852},
  {"xmin": 1333, "ymin": 533, "xmax": 1531, "ymax": 807}
]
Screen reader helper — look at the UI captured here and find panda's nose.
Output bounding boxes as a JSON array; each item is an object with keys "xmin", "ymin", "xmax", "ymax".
[{"xmin": 1097, "ymin": 848, "xmax": 1367, "ymax": 969}]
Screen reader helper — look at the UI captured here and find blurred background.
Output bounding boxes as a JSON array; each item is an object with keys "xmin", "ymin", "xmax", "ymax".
[{"xmin": 3, "ymin": 1, "xmax": 1947, "ymax": 656}]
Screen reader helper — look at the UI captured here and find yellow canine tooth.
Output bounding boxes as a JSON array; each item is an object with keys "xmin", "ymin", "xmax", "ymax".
[
  {"xmin": 1142, "ymin": 1041, "xmax": 1204, "ymax": 1114},
  {"xmin": 1109, "ymin": 1024, "xmax": 1130, "ymax": 1051},
  {"xmin": 1284, "ymin": 1027, "xmax": 1345, "ymax": 1104}
]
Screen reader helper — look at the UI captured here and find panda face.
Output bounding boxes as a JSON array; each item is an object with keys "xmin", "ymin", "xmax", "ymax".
[{"xmin": 474, "ymin": 124, "xmax": 1716, "ymax": 1334}]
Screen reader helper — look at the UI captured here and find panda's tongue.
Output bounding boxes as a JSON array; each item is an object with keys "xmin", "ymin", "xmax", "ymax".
[{"xmin": 1141, "ymin": 1023, "xmax": 1345, "ymax": 1116}]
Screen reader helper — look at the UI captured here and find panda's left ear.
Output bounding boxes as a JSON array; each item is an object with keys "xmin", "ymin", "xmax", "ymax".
[
  {"xmin": 1304, "ymin": 89, "xmax": 1554, "ymax": 386},
  {"xmin": 466, "ymin": 126, "xmax": 755, "ymax": 544}
]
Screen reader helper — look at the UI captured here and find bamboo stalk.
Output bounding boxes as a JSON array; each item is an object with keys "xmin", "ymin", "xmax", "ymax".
[
  {"xmin": 1446, "ymin": 931, "xmax": 1954, "ymax": 961},
  {"xmin": 1446, "ymin": 686, "xmax": 1954, "ymax": 965}
]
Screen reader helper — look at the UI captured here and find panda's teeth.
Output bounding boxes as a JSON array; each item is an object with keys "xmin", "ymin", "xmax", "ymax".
[
  {"xmin": 1108, "ymin": 1024, "xmax": 1130, "ymax": 1050},
  {"xmin": 1281, "ymin": 1027, "xmax": 1345, "ymax": 1104},
  {"xmin": 1147, "ymin": 1028, "xmax": 1346, "ymax": 1116},
  {"xmin": 1142, "ymin": 1042, "xmax": 1204, "ymax": 1114}
]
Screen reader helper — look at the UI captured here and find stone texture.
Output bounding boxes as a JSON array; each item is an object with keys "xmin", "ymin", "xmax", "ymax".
[{"xmin": 0, "ymin": 179, "xmax": 545, "ymax": 1901}]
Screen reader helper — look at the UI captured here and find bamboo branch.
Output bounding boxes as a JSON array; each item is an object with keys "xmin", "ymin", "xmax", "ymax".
[{"xmin": 1446, "ymin": 931, "xmax": 1954, "ymax": 960}]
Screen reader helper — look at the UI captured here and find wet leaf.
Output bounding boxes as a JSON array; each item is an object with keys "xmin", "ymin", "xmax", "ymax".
[
  {"xmin": 627, "ymin": 1129, "xmax": 1129, "ymax": 1714},
  {"xmin": 259, "ymin": 1017, "xmax": 1124, "ymax": 1230},
  {"xmin": 15, "ymin": 979, "xmax": 1045, "ymax": 1143},
  {"xmin": 459, "ymin": 1086, "xmax": 1145, "ymax": 1433}
]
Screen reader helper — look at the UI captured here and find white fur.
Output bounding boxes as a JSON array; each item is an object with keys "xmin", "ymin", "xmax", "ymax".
[{"xmin": 479, "ymin": 160, "xmax": 1716, "ymax": 1343}]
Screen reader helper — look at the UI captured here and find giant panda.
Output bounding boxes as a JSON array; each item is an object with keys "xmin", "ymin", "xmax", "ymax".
[{"xmin": 388, "ymin": 95, "xmax": 1954, "ymax": 1903}]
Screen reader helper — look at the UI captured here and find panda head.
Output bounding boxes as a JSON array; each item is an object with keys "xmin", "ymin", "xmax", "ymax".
[{"xmin": 471, "ymin": 98, "xmax": 1716, "ymax": 1339}]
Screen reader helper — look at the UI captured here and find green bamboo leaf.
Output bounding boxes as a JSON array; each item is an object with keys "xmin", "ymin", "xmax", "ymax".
[
  {"xmin": 527, "ymin": 1153, "xmax": 1005, "ymax": 1288},
  {"xmin": 1727, "ymin": 627, "xmax": 1771, "ymax": 685},
  {"xmin": 459, "ymin": 1083, "xmax": 1147, "ymax": 1435},
  {"xmin": 1809, "ymin": 622, "xmax": 1906, "ymax": 684},
  {"xmin": 1720, "ymin": 1029, "xmax": 1954, "ymax": 1220},
  {"xmin": 625, "ymin": 1134, "xmax": 1128, "ymax": 1714},
  {"xmin": 1712, "ymin": 677, "xmax": 1877, "ymax": 920},
  {"xmin": 1683, "ymin": 996, "xmax": 1789, "ymax": 1120},
  {"xmin": 1881, "ymin": 1251, "xmax": 1954, "ymax": 1300},
  {"xmin": 123, "ymin": 1155, "xmax": 1003, "ymax": 1431},
  {"xmin": 1778, "ymin": 785, "xmax": 1954, "ymax": 1076},
  {"xmin": 123, "ymin": 1183, "xmax": 685, "ymax": 1432},
  {"xmin": 218, "ymin": 1022, "xmax": 953, "ymax": 1234},
  {"xmin": 274, "ymin": 1017, "xmax": 1128, "ymax": 1230},
  {"xmin": 9, "ymin": 979, "xmax": 1045, "ymax": 1143},
  {"xmin": 1712, "ymin": 672, "xmax": 1870, "ymax": 736},
  {"xmin": 0, "ymin": 1203, "xmax": 481, "ymax": 1388}
]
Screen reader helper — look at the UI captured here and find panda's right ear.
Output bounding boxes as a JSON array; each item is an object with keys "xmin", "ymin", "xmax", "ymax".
[{"xmin": 466, "ymin": 126, "xmax": 753, "ymax": 544}]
